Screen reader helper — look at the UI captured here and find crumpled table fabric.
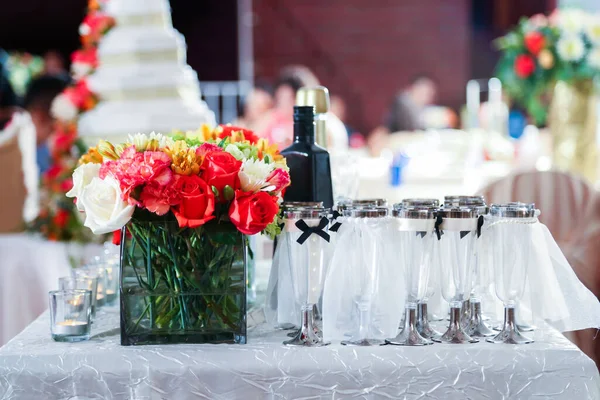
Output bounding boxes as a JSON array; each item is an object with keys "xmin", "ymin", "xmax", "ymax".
[{"xmin": 0, "ymin": 308, "xmax": 598, "ymax": 400}]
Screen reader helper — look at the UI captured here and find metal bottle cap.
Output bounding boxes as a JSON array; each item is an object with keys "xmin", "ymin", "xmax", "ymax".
[
  {"xmin": 296, "ymin": 86, "xmax": 330, "ymax": 114},
  {"xmin": 396, "ymin": 198, "xmax": 440, "ymax": 209},
  {"xmin": 282, "ymin": 201, "xmax": 324, "ymax": 210},
  {"xmin": 353, "ymin": 199, "xmax": 388, "ymax": 207},
  {"xmin": 392, "ymin": 206, "xmax": 436, "ymax": 219},
  {"xmin": 438, "ymin": 206, "xmax": 477, "ymax": 219},
  {"xmin": 284, "ymin": 206, "xmax": 328, "ymax": 220},
  {"xmin": 343, "ymin": 207, "xmax": 388, "ymax": 218},
  {"xmin": 443, "ymin": 195, "xmax": 488, "ymax": 216},
  {"xmin": 489, "ymin": 203, "xmax": 536, "ymax": 218}
]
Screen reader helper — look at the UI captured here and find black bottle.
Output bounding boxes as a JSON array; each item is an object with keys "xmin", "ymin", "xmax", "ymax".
[{"xmin": 281, "ymin": 106, "xmax": 334, "ymax": 208}]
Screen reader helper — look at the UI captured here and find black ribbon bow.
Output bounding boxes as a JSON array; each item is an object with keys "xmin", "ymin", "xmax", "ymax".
[
  {"xmin": 477, "ymin": 215, "xmax": 484, "ymax": 238},
  {"xmin": 295, "ymin": 217, "xmax": 331, "ymax": 244},
  {"xmin": 329, "ymin": 210, "xmax": 342, "ymax": 232},
  {"xmin": 434, "ymin": 214, "xmax": 443, "ymax": 240}
]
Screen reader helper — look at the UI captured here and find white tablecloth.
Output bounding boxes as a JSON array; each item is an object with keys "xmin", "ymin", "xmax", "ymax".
[
  {"xmin": 0, "ymin": 234, "xmax": 103, "ymax": 346},
  {"xmin": 0, "ymin": 308, "xmax": 598, "ymax": 399}
]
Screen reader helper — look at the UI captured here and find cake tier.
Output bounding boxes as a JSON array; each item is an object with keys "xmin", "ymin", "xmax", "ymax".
[
  {"xmin": 97, "ymin": 25, "xmax": 184, "ymax": 63},
  {"xmin": 77, "ymin": 98, "xmax": 215, "ymax": 144},
  {"xmin": 88, "ymin": 62, "xmax": 200, "ymax": 102},
  {"xmin": 105, "ymin": 0, "xmax": 171, "ymax": 22}
]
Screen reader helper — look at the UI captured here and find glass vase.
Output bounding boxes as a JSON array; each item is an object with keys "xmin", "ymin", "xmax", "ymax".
[{"xmin": 120, "ymin": 220, "xmax": 247, "ymax": 345}]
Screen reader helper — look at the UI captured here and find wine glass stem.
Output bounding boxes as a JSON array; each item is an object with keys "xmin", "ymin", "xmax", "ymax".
[
  {"xmin": 358, "ymin": 304, "xmax": 370, "ymax": 340},
  {"xmin": 301, "ymin": 303, "xmax": 314, "ymax": 331},
  {"xmin": 504, "ymin": 305, "xmax": 516, "ymax": 330},
  {"xmin": 449, "ymin": 306, "xmax": 461, "ymax": 329}
]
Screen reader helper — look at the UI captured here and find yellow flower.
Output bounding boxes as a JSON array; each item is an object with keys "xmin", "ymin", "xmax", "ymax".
[
  {"xmin": 79, "ymin": 147, "xmax": 103, "ymax": 165},
  {"xmin": 256, "ymin": 138, "xmax": 282, "ymax": 161},
  {"xmin": 97, "ymin": 140, "xmax": 120, "ymax": 160},
  {"xmin": 165, "ymin": 140, "xmax": 202, "ymax": 175},
  {"xmin": 200, "ymin": 124, "xmax": 219, "ymax": 142}
]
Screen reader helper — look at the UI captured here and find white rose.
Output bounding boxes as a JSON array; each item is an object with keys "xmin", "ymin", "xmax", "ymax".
[
  {"xmin": 66, "ymin": 163, "xmax": 101, "ymax": 211},
  {"xmin": 79, "ymin": 176, "xmax": 135, "ymax": 235},
  {"xmin": 51, "ymin": 93, "xmax": 78, "ymax": 121},
  {"xmin": 238, "ymin": 158, "xmax": 275, "ymax": 193}
]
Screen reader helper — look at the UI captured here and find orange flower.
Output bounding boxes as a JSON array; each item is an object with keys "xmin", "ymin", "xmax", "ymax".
[
  {"xmin": 256, "ymin": 138, "xmax": 283, "ymax": 162},
  {"xmin": 166, "ymin": 140, "xmax": 202, "ymax": 175},
  {"xmin": 79, "ymin": 147, "xmax": 103, "ymax": 165},
  {"xmin": 199, "ymin": 124, "xmax": 219, "ymax": 142}
]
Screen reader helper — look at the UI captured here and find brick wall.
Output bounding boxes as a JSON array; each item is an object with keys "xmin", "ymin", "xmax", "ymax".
[{"xmin": 253, "ymin": 0, "xmax": 471, "ymax": 133}]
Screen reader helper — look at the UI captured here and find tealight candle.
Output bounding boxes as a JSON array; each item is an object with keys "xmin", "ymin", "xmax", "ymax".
[
  {"xmin": 53, "ymin": 320, "xmax": 89, "ymax": 336},
  {"xmin": 49, "ymin": 289, "xmax": 92, "ymax": 342}
]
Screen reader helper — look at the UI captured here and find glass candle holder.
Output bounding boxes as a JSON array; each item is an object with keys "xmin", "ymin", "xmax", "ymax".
[
  {"xmin": 49, "ymin": 289, "xmax": 92, "ymax": 342},
  {"xmin": 103, "ymin": 261, "xmax": 119, "ymax": 306},
  {"xmin": 59, "ymin": 276, "xmax": 98, "ymax": 321},
  {"xmin": 76, "ymin": 266, "xmax": 108, "ymax": 308}
]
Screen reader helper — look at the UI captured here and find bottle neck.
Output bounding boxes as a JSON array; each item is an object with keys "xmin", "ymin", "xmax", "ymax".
[{"xmin": 293, "ymin": 119, "xmax": 316, "ymax": 144}]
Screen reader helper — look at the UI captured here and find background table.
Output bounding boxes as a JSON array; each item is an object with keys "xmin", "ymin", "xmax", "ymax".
[
  {"xmin": 0, "ymin": 308, "xmax": 598, "ymax": 399},
  {"xmin": 0, "ymin": 234, "xmax": 103, "ymax": 347}
]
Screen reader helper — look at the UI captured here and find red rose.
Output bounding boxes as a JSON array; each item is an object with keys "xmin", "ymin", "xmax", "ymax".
[
  {"xmin": 229, "ymin": 190, "xmax": 279, "ymax": 235},
  {"xmin": 218, "ymin": 125, "xmax": 259, "ymax": 144},
  {"xmin": 514, "ymin": 54, "xmax": 536, "ymax": 78},
  {"xmin": 201, "ymin": 151, "xmax": 242, "ymax": 199},
  {"xmin": 172, "ymin": 175, "xmax": 216, "ymax": 228},
  {"xmin": 524, "ymin": 31, "xmax": 545, "ymax": 56}
]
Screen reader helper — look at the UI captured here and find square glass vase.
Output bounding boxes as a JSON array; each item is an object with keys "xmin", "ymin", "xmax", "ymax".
[{"xmin": 120, "ymin": 221, "xmax": 247, "ymax": 345}]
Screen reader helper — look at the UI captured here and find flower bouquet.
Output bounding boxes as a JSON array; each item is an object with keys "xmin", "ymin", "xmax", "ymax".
[
  {"xmin": 495, "ymin": 9, "xmax": 600, "ymax": 125},
  {"xmin": 67, "ymin": 126, "xmax": 290, "ymax": 345}
]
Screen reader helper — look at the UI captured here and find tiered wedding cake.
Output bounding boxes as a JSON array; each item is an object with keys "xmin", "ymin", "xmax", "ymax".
[{"xmin": 78, "ymin": 0, "xmax": 215, "ymax": 142}]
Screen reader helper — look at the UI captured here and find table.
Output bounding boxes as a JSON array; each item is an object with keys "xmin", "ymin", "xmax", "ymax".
[{"xmin": 1, "ymin": 308, "xmax": 598, "ymax": 399}]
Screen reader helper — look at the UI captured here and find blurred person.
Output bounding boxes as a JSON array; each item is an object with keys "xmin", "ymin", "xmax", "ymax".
[
  {"xmin": 383, "ymin": 75, "xmax": 437, "ymax": 133},
  {"xmin": 23, "ymin": 74, "xmax": 70, "ymax": 174},
  {"xmin": 258, "ymin": 65, "xmax": 349, "ymax": 151},
  {"xmin": 232, "ymin": 81, "xmax": 274, "ymax": 133},
  {"xmin": 368, "ymin": 75, "xmax": 437, "ymax": 155},
  {"xmin": 330, "ymin": 95, "xmax": 354, "ymax": 137},
  {"xmin": 43, "ymin": 51, "xmax": 67, "ymax": 76},
  {"xmin": 0, "ymin": 67, "xmax": 39, "ymax": 231}
]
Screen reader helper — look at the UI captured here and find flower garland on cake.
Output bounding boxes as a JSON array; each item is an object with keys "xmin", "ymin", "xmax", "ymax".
[
  {"xmin": 28, "ymin": 0, "xmax": 115, "ymax": 241},
  {"xmin": 495, "ymin": 9, "xmax": 600, "ymax": 125}
]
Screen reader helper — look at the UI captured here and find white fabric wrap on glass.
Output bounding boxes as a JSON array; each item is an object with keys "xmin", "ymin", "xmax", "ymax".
[
  {"xmin": 323, "ymin": 217, "xmax": 402, "ymax": 342},
  {"xmin": 264, "ymin": 233, "xmax": 298, "ymax": 328},
  {"xmin": 265, "ymin": 218, "xmax": 329, "ymax": 327},
  {"xmin": 439, "ymin": 217, "xmax": 478, "ymax": 232},
  {"xmin": 484, "ymin": 216, "xmax": 600, "ymax": 332}
]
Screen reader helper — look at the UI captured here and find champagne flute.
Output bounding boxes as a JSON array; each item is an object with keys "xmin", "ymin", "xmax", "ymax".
[
  {"xmin": 434, "ymin": 206, "xmax": 479, "ymax": 344},
  {"xmin": 386, "ymin": 206, "xmax": 436, "ymax": 346},
  {"xmin": 283, "ymin": 206, "xmax": 330, "ymax": 346},
  {"xmin": 486, "ymin": 203, "xmax": 535, "ymax": 344}
]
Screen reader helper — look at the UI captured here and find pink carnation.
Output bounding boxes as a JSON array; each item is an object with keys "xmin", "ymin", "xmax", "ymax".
[
  {"xmin": 139, "ymin": 181, "xmax": 181, "ymax": 215},
  {"xmin": 196, "ymin": 143, "xmax": 222, "ymax": 157},
  {"xmin": 266, "ymin": 168, "xmax": 291, "ymax": 194},
  {"xmin": 100, "ymin": 146, "xmax": 173, "ymax": 204}
]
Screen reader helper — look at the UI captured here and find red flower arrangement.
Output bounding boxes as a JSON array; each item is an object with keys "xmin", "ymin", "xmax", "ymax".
[{"xmin": 67, "ymin": 128, "xmax": 289, "ymax": 237}]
